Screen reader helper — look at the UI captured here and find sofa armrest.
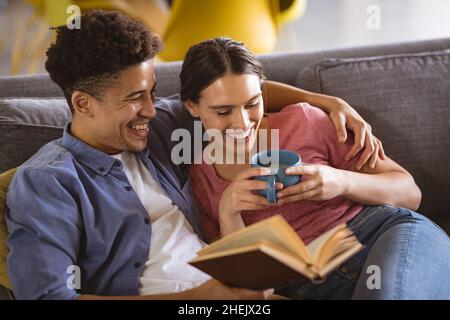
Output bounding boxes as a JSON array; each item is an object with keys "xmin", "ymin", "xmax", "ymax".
[{"xmin": 0, "ymin": 285, "xmax": 14, "ymax": 300}]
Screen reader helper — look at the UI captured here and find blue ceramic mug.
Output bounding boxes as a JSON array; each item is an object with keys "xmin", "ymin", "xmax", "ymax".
[{"xmin": 251, "ymin": 150, "xmax": 302, "ymax": 203}]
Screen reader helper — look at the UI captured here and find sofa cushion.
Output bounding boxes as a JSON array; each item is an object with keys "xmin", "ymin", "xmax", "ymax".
[
  {"xmin": 0, "ymin": 95, "xmax": 183, "ymax": 173},
  {"xmin": 296, "ymin": 49, "xmax": 450, "ymax": 231},
  {"xmin": 0, "ymin": 98, "xmax": 71, "ymax": 172},
  {"xmin": 0, "ymin": 168, "xmax": 16, "ymax": 290}
]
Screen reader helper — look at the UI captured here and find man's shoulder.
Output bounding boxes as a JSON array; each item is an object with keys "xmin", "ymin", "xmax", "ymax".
[
  {"xmin": 153, "ymin": 94, "xmax": 194, "ymax": 130},
  {"xmin": 12, "ymin": 139, "xmax": 79, "ymax": 185},
  {"xmin": 155, "ymin": 94, "xmax": 184, "ymax": 113},
  {"xmin": 6, "ymin": 140, "xmax": 83, "ymax": 220}
]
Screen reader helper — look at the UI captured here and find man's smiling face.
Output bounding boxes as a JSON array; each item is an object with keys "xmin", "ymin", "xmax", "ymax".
[{"xmin": 71, "ymin": 60, "xmax": 157, "ymax": 154}]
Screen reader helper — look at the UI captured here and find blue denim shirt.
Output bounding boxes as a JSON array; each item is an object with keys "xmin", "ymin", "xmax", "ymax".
[{"xmin": 6, "ymin": 96, "xmax": 200, "ymax": 300}]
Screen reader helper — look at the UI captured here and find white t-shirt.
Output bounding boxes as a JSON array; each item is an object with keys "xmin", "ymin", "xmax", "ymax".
[{"xmin": 111, "ymin": 151, "xmax": 210, "ymax": 295}]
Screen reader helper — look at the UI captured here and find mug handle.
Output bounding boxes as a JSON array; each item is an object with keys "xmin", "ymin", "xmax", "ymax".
[{"xmin": 266, "ymin": 175, "xmax": 277, "ymax": 203}]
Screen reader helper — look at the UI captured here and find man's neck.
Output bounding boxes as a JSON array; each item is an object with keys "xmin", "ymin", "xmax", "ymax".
[{"xmin": 70, "ymin": 120, "xmax": 120, "ymax": 155}]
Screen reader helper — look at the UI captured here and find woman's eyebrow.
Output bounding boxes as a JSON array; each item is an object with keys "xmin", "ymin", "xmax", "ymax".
[
  {"xmin": 247, "ymin": 92, "xmax": 262, "ymax": 103},
  {"xmin": 208, "ymin": 92, "xmax": 262, "ymax": 109},
  {"xmin": 124, "ymin": 90, "xmax": 146, "ymax": 99},
  {"xmin": 209, "ymin": 104, "xmax": 234, "ymax": 110}
]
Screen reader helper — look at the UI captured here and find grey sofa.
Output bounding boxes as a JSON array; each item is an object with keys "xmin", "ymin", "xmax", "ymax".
[{"xmin": 1, "ymin": 37, "xmax": 449, "ymax": 299}]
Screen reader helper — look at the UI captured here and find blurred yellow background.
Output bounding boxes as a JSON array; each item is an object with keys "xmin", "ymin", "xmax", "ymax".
[
  {"xmin": 0, "ymin": 0, "xmax": 306, "ymax": 75},
  {"xmin": 1, "ymin": 0, "xmax": 450, "ymax": 76}
]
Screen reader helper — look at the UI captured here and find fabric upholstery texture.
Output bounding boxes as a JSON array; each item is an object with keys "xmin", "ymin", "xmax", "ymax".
[{"xmin": 296, "ymin": 49, "xmax": 450, "ymax": 231}]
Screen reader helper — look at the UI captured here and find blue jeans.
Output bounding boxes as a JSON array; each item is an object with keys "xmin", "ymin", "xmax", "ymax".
[{"xmin": 276, "ymin": 205, "xmax": 450, "ymax": 299}]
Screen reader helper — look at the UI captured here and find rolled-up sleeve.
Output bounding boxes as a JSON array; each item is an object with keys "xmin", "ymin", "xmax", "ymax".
[{"xmin": 6, "ymin": 168, "xmax": 82, "ymax": 300}]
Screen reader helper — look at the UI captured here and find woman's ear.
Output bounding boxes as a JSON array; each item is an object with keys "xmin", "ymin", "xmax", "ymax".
[{"xmin": 184, "ymin": 100, "xmax": 200, "ymax": 118}]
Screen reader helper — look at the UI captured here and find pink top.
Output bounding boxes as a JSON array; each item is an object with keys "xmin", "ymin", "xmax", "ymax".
[{"xmin": 189, "ymin": 103, "xmax": 365, "ymax": 244}]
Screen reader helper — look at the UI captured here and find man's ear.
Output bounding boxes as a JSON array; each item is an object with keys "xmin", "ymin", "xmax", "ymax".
[
  {"xmin": 184, "ymin": 100, "xmax": 200, "ymax": 118},
  {"xmin": 71, "ymin": 90, "xmax": 95, "ymax": 117}
]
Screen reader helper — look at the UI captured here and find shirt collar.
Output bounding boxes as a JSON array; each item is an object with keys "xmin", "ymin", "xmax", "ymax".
[{"xmin": 61, "ymin": 123, "xmax": 149, "ymax": 176}]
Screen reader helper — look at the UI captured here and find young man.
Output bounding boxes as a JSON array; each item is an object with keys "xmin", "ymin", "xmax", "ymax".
[{"xmin": 6, "ymin": 10, "xmax": 382, "ymax": 300}]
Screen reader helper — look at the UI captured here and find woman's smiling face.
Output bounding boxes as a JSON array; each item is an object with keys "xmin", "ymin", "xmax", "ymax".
[{"xmin": 187, "ymin": 73, "xmax": 264, "ymax": 159}]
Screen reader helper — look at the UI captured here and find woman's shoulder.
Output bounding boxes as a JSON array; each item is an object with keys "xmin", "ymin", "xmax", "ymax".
[
  {"xmin": 188, "ymin": 162, "xmax": 228, "ymax": 188},
  {"xmin": 188, "ymin": 162, "xmax": 209, "ymax": 178}
]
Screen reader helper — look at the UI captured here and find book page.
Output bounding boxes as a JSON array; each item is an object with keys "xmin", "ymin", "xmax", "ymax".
[
  {"xmin": 191, "ymin": 240, "xmax": 317, "ymax": 280},
  {"xmin": 317, "ymin": 228, "xmax": 355, "ymax": 267},
  {"xmin": 306, "ymin": 224, "xmax": 347, "ymax": 262},
  {"xmin": 318, "ymin": 243, "xmax": 363, "ymax": 277},
  {"xmin": 304, "ymin": 223, "xmax": 363, "ymax": 276},
  {"xmin": 197, "ymin": 216, "xmax": 313, "ymax": 264}
]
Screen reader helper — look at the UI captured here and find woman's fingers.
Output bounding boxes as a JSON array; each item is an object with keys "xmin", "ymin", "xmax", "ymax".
[
  {"xmin": 239, "ymin": 180, "xmax": 283, "ymax": 191},
  {"xmin": 277, "ymin": 188, "xmax": 321, "ymax": 205},
  {"xmin": 285, "ymin": 164, "xmax": 318, "ymax": 176},
  {"xmin": 239, "ymin": 193, "xmax": 272, "ymax": 207},
  {"xmin": 277, "ymin": 179, "xmax": 319, "ymax": 198},
  {"xmin": 238, "ymin": 201, "xmax": 272, "ymax": 211},
  {"xmin": 236, "ymin": 167, "xmax": 272, "ymax": 180}
]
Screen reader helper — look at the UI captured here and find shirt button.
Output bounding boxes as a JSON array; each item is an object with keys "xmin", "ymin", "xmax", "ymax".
[
  {"xmin": 134, "ymin": 262, "xmax": 142, "ymax": 268},
  {"xmin": 98, "ymin": 167, "xmax": 105, "ymax": 172},
  {"xmin": 125, "ymin": 186, "xmax": 132, "ymax": 191},
  {"xmin": 144, "ymin": 218, "xmax": 150, "ymax": 224},
  {"xmin": 114, "ymin": 162, "xmax": 121, "ymax": 167}
]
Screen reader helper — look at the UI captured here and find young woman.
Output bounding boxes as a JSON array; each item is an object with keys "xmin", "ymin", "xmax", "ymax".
[{"xmin": 181, "ymin": 38, "xmax": 450, "ymax": 299}]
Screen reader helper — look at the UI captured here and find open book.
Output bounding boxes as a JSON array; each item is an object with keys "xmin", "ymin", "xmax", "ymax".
[{"xmin": 189, "ymin": 215, "xmax": 363, "ymax": 290}]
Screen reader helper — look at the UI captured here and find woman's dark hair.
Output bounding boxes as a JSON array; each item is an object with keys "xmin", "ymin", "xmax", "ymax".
[
  {"xmin": 180, "ymin": 37, "xmax": 266, "ymax": 103},
  {"xmin": 45, "ymin": 10, "xmax": 162, "ymax": 111}
]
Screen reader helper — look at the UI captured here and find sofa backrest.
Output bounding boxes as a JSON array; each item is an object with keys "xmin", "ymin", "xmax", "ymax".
[
  {"xmin": 296, "ymin": 49, "xmax": 450, "ymax": 232},
  {"xmin": 1, "ymin": 38, "xmax": 450, "ymax": 99},
  {"xmin": 1, "ymin": 37, "xmax": 450, "ymax": 232}
]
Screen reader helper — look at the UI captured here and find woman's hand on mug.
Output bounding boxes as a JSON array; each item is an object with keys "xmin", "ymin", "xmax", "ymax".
[
  {"xmin": 328, "ymin": 98, "xmax": 386, "ymax": 170},
  {"xmin": 218, "ymin": 167, "xmax": 282, "ymax": 218},
  {"xmin": 276, "ymin": 164, "xmax": 345, "ymax": 204}
]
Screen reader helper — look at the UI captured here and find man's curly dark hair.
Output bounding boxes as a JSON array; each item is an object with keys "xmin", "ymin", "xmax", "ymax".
[{"xmin": 45, "ymin": 10, "xmax": 162, "ymax": 111}]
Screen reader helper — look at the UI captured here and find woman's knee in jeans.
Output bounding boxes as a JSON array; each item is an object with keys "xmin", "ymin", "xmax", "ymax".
[{"xmin": 398, "ymin": 207, "xmax": 449, "ymax": 239}]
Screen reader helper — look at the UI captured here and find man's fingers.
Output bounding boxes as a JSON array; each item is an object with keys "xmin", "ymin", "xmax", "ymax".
[
  {"xmin": 368, "ymin": 139, "xmax": 380, "ymax": 169},
  {"xmin": 332, "ymin": 113, "xmax": 347, "ymax": 143},
  {"xmin": 345, "ymin": 125, "xmax": 365, "ymax": 161},
  {"xmin": 234, "ymin": 288, "xmax": 273, "ymax": 300},
  {"xmin": 263, "ymin": 288, "xmax": 275, "ymax": 300},
  {"xmin": 377, "ymin": 138, "xmax": 386, "ymax": 159},
  {"xmin": 355, "ymin": 131, "xmax": 375, "ymax": 170}
]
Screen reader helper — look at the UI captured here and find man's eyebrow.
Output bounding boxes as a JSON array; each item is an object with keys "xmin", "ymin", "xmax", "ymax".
[
  {"xmin": 208, "ymin": 92, "xmax": 262, "ymax": 109},
  {"xmin": 124, "ymin": 81, "xmax": 157, "ymax": 99}
]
